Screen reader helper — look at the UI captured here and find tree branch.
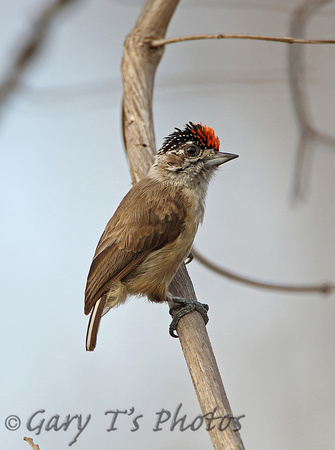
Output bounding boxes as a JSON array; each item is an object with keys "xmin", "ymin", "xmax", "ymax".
[
  {"xmin": 0, "ymin": 0, "xmax": 76, "ymax": 113},
  {"xmin": 192, "ymin": 247, "xmax": 335, "ymax": 295},
  {"xmin": 150, "ymin": 33, "xmax": 335, "ymax": 47},
  {"xmin": 121, "ymin": 0, "xmax": 245, "ymax": 448}
]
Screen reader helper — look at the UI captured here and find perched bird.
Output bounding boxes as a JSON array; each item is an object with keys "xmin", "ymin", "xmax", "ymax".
[{"xmin": 84, "ymin": 122, "xmax": 238, "ymax": 351}]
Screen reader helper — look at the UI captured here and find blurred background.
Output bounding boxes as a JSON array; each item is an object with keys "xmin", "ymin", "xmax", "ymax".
[{"xmin": 1, "ymin": 0, "xmax": 335, "ymax": 448}]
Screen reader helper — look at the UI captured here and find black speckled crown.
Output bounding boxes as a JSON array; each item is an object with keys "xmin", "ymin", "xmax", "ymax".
[{"xmin": 159, "ymin": 122, "xmax": 220, "ymax": 154}]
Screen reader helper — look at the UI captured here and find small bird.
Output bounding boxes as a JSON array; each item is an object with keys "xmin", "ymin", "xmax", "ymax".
[{"xmin": 84, "ymin": 122, "xmax": 238, "ymax": 351}]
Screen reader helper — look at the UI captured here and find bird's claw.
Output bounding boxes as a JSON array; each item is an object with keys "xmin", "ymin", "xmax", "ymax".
[
  {"xmin": 185, "ymin": 251, "xmax": 194, "ymax": 265},
  {"xmin": 169, "ymin": 297, "xmax": 209, "ymax": 338}
]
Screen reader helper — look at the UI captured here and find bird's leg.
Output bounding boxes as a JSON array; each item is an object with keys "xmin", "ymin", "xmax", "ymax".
[{"xmin": 168, "ymin": 296, "xmax": 209, "ymax": 338}]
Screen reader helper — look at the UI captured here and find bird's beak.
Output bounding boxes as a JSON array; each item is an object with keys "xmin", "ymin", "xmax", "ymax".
[{"xmin": 204, "ymin": 152, "xmax": 239, "ymax": 168}]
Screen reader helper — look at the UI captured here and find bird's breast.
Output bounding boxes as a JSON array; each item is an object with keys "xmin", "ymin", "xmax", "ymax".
[{"xmin": 125, "ymin": 189, "xmax": 203, "ymax": 302}]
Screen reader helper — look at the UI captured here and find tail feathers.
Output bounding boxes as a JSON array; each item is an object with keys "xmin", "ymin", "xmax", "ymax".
[{"xmin": 86, "ymin": 295, "xmax": 106, "ymax": 351}]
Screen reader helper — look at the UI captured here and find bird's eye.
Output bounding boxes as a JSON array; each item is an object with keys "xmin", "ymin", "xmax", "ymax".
[{"xmin": 185, "ymin": 145, "xmax": 200, "ymax": 157}]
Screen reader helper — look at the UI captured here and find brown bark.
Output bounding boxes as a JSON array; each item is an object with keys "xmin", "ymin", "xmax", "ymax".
[{"xmin": 121, "ymin": 1, "xmax": 245, "ymax": 448}]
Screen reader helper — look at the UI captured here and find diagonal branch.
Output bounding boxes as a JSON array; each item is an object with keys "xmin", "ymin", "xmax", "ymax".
[
  {"xmin": 121, "ymin": 1, "xmax": 245, "ymax": 448},
  {"xmin": 0, "ymin": 0, "xmax": 77, "ymax": 113}
]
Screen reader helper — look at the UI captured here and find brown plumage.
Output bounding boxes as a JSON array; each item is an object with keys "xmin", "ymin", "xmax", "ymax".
[{"xmin": 84, "ymin": 122, "xmax": 238, "ymax": 351}]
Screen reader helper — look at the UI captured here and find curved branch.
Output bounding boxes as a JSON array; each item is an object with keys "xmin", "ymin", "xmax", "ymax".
[{"xmin": 192, "ymin": 248, "xmax": 335, "ymax": 295}]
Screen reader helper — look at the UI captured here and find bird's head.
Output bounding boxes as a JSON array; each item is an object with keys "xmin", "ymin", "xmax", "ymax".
[{"xmin": 150, "ymin": 122, "xmax": 238, "ymax": 187}]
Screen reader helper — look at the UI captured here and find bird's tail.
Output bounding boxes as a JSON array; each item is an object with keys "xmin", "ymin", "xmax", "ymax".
[{"xmin": 86, "ymin": 295, "xmax": 106, "ymax": 351}]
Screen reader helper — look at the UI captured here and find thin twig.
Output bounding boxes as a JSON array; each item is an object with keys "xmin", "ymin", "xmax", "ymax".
[
  {"xmin": 150, "ymin": 33, "xmax": 335, "ymax": 47},
  {"xmin": 192, "ymin": 248, "xmax": 335, "ymax": 295},
  {"xmin": 23, "ymin": 437, "xmax": 40, "ymax": 450}
]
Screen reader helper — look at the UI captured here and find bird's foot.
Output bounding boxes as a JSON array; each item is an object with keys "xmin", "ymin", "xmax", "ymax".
[{"xmin": 169, "ymin": 296, "xmax": 209, "ymax": 338}]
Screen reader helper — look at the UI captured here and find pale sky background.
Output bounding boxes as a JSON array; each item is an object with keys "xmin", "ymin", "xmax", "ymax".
[{"xmin": 1, "ymin": 1, "xmax": 335, "ymax": 449}]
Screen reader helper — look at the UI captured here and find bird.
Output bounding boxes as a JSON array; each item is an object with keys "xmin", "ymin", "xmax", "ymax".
[{"xmin": 84, "ymin": 122, "xmax": 238, "ymax": 351}]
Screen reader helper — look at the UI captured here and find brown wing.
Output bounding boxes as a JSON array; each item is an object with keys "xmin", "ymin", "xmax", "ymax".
[{"xmin": 84, "ymin": 178, "xmax": 186, "ymax": 315}]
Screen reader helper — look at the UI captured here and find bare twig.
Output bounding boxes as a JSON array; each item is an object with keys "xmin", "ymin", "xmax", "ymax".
[
  {"xmin": 121, "ymin": 0, "xmax": 245, "ymax": 448},
  {"xmin": 192, "ymin": 247, "xmax": 335, "ymax": 295},
  {"xmin": 23, "ymin": 437, "xmax": 40, "ymax": 450},
  {"xmin": 288, "ymin": 0, "xmax": 335, "ymax": 199},
  {"xmin": 150, "ymin": 33, "xmax": 335, "ymax": 47},
  {"xmin": 0, "ymin": 0, "xmax": 76, "ymax": 111}
]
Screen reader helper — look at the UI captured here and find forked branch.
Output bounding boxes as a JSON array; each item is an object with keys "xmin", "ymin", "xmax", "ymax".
[{"xmin": 288, "ymin": 0, "xmax": 335, "ymax": 199}]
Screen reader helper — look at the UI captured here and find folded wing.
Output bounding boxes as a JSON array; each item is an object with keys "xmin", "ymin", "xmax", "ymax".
[{"xmin": 84, "ymin": 179, "xmax": 186, "ymax": 315}]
